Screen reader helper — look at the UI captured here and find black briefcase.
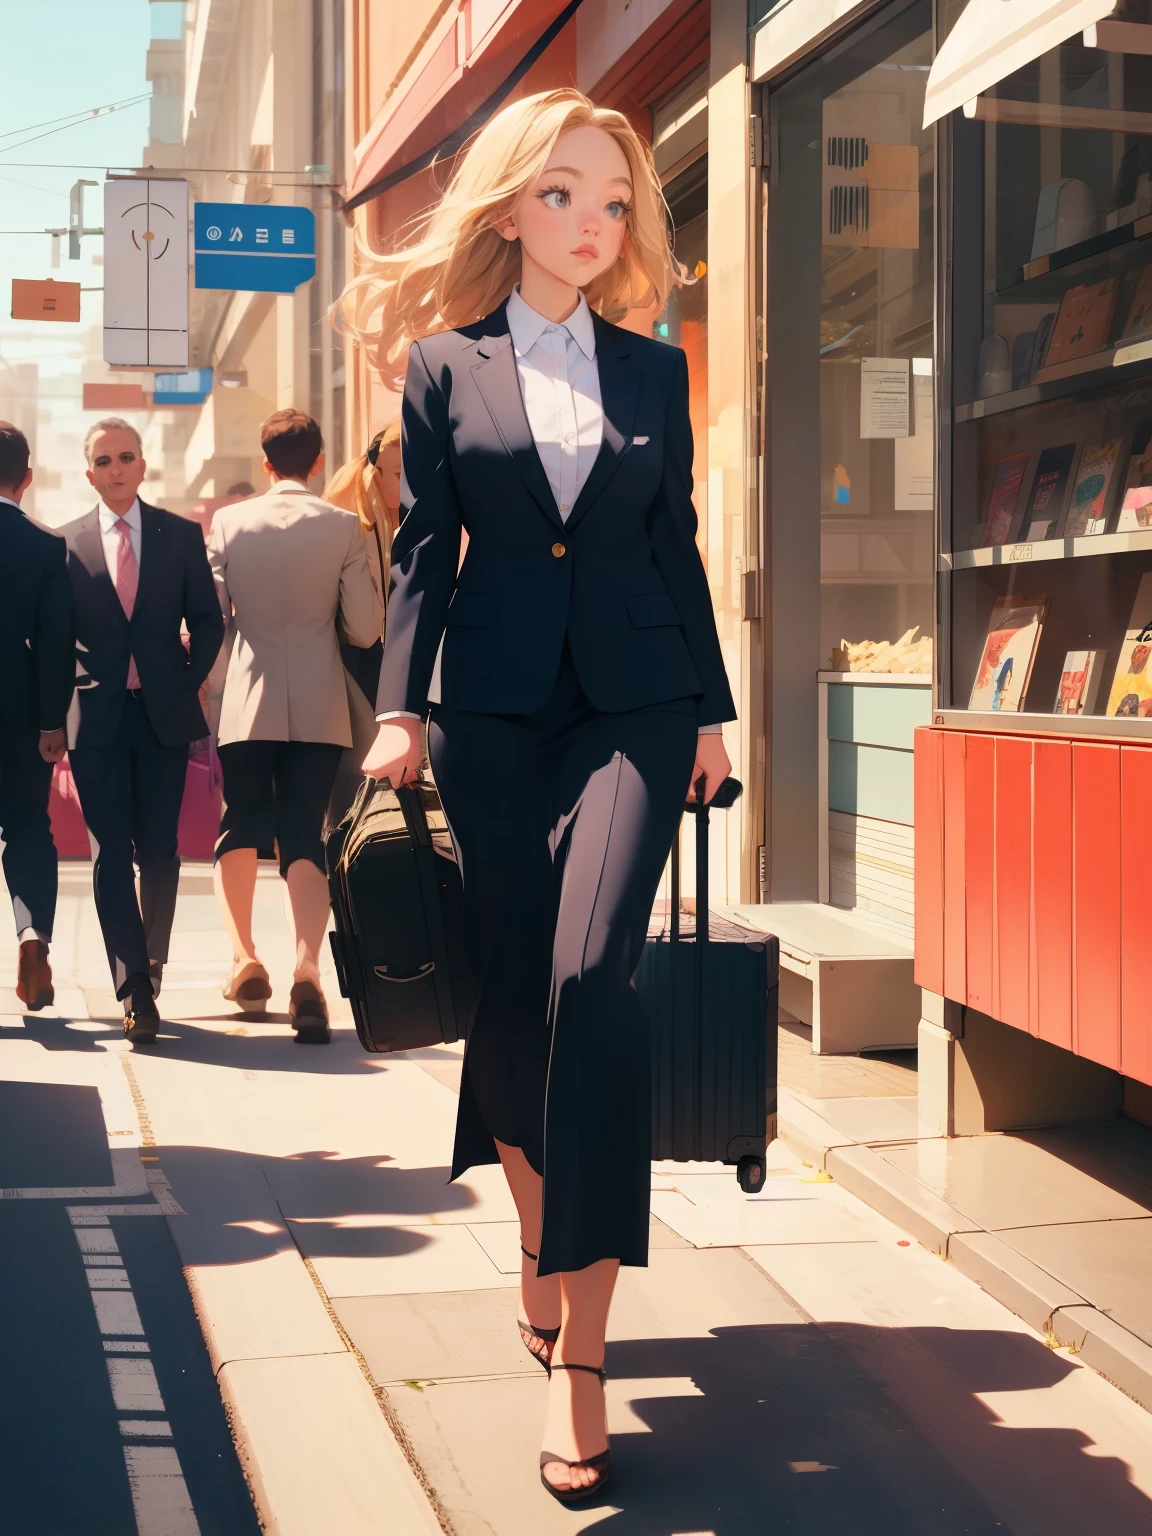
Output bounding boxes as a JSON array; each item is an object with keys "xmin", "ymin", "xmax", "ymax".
[
  {"xmin": 326, "ymin": 776, "xmax": 477, "ymax": 1053},
  {"xmin": 635, "ymin": 778, "xmax": 779, "ymax": 1192}
]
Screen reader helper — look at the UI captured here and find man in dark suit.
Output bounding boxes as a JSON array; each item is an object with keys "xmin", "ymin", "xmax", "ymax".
[
  {"xmin": 61, "ymin": 418, "xmax": 224, "ymax": 1041},
  {"xmin": 0, "ymin": 422, "xmax": 73, "ymax": 1011}
]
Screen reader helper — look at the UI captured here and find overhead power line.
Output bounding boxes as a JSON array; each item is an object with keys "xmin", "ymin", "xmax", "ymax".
[
  {"xmin": 0, "ymin": 94, "xmax": 152, "ymax": 156},
  {"xmin": 0, "ymin": 94, "xmax": 153, "ymax": 147}
]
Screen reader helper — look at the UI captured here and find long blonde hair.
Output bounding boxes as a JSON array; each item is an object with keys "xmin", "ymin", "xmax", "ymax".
[
  {"xmin": 340, "ymin": 90, "xmax": 680, "ymax": 387},
  {"xmin": 323, "ymin": 420, "xmax": 401, "ymax": 535}
]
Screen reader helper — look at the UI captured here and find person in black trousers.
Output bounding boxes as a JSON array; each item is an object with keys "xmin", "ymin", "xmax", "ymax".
[
  {"xmin": 61, "ymin": 418, "xmax": 224, "ymax": 1042},
  {"xmin": 356, "ymin": 92, "xmax": 735, "ymax": 1501},
  {"xmin": 0, "ymin": 423, "xmax": 73, "ymax": 1011}
]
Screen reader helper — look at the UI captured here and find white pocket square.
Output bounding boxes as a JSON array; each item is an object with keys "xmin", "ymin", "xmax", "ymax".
[{"xmin": 633, "ymin": 435, "xmax": 650, "ymax": 446}]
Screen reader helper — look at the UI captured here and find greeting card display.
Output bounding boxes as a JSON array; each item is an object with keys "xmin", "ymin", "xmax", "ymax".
[
  {"xmin": 1106, "ymin": 572, "xmax": 1152, "ymax": 717},
  {"xmin": 968, "ymin": 597, "xmax": 1047, "ymax": 712},
  {"xmin": 1053, "ymin": 650, "xmax": 1103, "ymax": 715},
  {"xmin": 982, "ymin": 450, "xmax": 1032, "ymax": 546},
  {"xmin": 1062, "ymin": 438, "xmax": 1123, "ymax": 537}
]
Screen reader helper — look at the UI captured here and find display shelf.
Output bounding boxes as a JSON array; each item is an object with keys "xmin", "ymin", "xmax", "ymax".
[
  {"xmin": 931, "ymin": 707, "xmax": 1152, "ymax": 743},
  {"xmin": 992, "ymin": 212, "xmax": 1152, "ymax": 297},
  {"xmin": 817, "ymin": 671, "xmax": 931, "ymax": 686},
  {"xmin": 943, "ymin": 527, "xmax": 1152, "ymax": 571},
  {"xmin": 953, "ymin": 341, "xmax": 1152, "ymax": 423}
]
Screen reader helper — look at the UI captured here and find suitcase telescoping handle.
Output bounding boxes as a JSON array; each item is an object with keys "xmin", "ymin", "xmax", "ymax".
[{"xmin": 669, "ymin": 775, "xmax": 742, "ymax": 944}]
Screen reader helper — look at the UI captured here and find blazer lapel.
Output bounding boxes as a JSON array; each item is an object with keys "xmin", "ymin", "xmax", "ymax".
[
  {"xmin": 472, "ymin": 314, "xmax": 566, "ymax": 534},
  {"xmin": 73, "ymin": 509, "xmax": 128, "ymax": 627},
  {"xmin": 134, "ymin": 502, "xmax": 163, "ymax": 619},
  {"xmin": 563, "ymin": 318, "xmax": 640, "ymax": 536}
]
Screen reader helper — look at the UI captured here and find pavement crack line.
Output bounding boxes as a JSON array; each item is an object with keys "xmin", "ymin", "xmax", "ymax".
[{"xmin": 278, "ymin": 1201, "xmax": 459, "ymax": 1536}]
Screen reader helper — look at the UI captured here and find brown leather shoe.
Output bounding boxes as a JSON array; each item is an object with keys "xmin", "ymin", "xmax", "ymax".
[{"xmin": 16, "ymin": 939, "xmax": 54, "ymax": 1012}]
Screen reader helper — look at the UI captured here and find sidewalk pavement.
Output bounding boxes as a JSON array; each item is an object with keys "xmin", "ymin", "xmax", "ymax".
[
  {"xmin": 5, "ymin": 864, "xmax": 1152, "ymax": 1533},
  {"xmin": 775, "ymin": 1012, "xmax": 1152, "ymax": 1417}
]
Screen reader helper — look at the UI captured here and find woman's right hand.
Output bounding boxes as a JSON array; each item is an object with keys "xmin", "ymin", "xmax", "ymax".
[{"xmin": 362, "ymin": 717, "xmax": 423, "ymax": 787}]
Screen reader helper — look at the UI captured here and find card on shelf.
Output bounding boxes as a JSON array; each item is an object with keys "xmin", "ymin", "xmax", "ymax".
[
  {"xmin": 1106, "ymin": 573, "xmax": 1152, "ymax": 717},
  {"xmin": 1118, "ymin": 420, "xmax": 1152, "ymax": 531},
  {"xmin": 1062, "ymin": 438, "xmax": 1123, "ymax": 537},
  {"xmin": 1019, "ymin": 442, "xmax": 1077, "ymax": 542},
  {"xmin": 982, "ymin": 450, "xmax": 1032, "ymax": 546},
  {"xmin": 1042, "ymin": 279, "xmax": 1118, "ymax": 368},
  {"xmin": 1053, "ymin": 651, "xmax": 1103, "ymax": 715},
  {"xmin": 969, "ymin": 596, "xmax": 1048, "ymax": 712},
  {"xmin": 1121, "ymin": 266, "xmax": 1152, "ymax": 344}
]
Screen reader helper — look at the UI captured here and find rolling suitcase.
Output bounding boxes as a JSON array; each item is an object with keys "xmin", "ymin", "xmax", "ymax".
[
  {"xmin": 636, "ymin": 778, "xmax": 779, "ymax": 1192},
  {"xmin": 326, "ymin": 776, "xmax": 477, "ymax": 1053}
]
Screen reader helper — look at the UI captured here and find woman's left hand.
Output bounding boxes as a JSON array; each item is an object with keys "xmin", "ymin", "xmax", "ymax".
[{"xmin": 688, "ymin": 732, "xmax": 731, "ymax": 805}]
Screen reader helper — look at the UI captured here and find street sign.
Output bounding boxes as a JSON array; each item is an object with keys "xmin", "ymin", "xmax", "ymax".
[
  {"xmin": 11, "ymin": 278, "xmax": 81, "ymax": 321},
  {"xmin": 104, "ymin": 179, "xmax": 190, "ymax": 368},
  {"xmin": 153, "ymin": 368, "xmax": 213, "ymax": 406},
  {"xmin": 194, "ymin": 203, "xmax": 316, "ymax": 293}
]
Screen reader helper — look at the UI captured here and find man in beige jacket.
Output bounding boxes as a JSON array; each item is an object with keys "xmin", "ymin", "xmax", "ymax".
[{"xmin": 207, "ymin": 409, "xmax": 383, "ymax": 1040}]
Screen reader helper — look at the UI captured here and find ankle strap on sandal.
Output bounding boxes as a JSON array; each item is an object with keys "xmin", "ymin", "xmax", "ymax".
[{"xmin": 550, "ymin": 1362, "xmax": 606, "ymax": 1383}]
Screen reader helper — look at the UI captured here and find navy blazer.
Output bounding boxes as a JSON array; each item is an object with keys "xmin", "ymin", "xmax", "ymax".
[
  {"xmin": 0, "ymin": 501, "xmax": 74, "ymax": 732},
  {"xmin": 376, "ymin": 302, "xmax": 736, "ymax": 726},
  {"xmin": 61, "ymin": 501, "xmax": 225, "ymax": 749}
]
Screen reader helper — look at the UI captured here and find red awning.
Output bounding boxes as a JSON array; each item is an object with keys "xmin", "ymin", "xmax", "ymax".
[{"xmin": 349, "ymin": 0, "xmax": 575, "ymax": 204}]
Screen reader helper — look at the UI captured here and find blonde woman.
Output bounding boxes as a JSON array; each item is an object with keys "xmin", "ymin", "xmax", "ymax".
[
  {"xmin": 349, "ymin": 89, "xmax": 734, "ymax": 1502},
  {"xmin": 322, "ymin": 422, "xmax": 401, "ymax": 825}
]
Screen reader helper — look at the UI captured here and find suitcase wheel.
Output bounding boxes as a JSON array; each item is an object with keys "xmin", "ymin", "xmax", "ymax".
[{"xmin": 736, "ymin": 1155, "xmax": 765, "ymax": 1194}]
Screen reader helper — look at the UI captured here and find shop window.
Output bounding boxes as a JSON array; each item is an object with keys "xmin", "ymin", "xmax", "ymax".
[
  {"xmin": 769, "ymin": 2, "xmax": 935, "ymax": 676},
  {"xmin": 658, "ymin": 155, "xmax": 709, "ymax": 545},
  {"xmin": 945, "ymin": 25, "xmax": 1152, "ymax": 724}
]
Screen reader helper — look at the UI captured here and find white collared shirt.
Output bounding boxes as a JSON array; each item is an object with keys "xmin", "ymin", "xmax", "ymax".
[
  {"xmin": 506, "ymin": 285, "xmax": 602, "ymax": 519},
  {"xmin": 98, "ymin": 496, "xmax": 142, "ymax": 573},
  {"xmin": 0, "ymin": 494, "xmax": 21, "ymax": 512}
]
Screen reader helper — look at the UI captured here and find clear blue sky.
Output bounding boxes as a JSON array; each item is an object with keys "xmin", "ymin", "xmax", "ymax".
[{"xmin": 0, "ymin": 0, "xmax": 151, "ymax": 508}]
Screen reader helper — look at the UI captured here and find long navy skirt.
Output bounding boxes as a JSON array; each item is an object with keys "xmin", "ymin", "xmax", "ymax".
[{"xmin": 428, "ymin": 646, "xmax": 698, "ymax": 1276}]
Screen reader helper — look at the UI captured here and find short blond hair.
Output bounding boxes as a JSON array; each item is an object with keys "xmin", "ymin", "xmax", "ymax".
[
  {"xmin": 339, "ymin": 89, "xmax": 681, "ymax": 388},
  {"xmin": 84, "ymin": 417, "xmax": 142, "ymax": 462}
]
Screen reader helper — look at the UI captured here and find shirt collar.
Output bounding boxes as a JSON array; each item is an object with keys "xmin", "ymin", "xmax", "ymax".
[
  {"xmin": 98, "ymin": 496, "xmax": 141, "ymax": 532},
  {"xmin": 506, "ymin": 285, "xmax": 596, "ymax": 362},
  {"xmin": 0, "ymin": 494, "xmax": 21, "ymax": 513},
  {"xmin": 267, "ymin": 478, "xmax": 310, "ymax": 493}
]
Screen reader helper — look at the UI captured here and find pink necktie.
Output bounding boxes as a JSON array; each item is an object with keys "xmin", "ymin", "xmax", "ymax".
[{"xmin": 114, "ymin": 519, "xmax": 141, "ymax": 689}]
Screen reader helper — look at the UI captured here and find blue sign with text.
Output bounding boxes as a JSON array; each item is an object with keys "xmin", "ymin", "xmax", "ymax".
[
  {"xmin": 194, "ymin": 203, "xmax": 316, "ymax": 293},
  {"xmin": 153, "ymin": 368, "xmax": 213, "ymax": 406}
]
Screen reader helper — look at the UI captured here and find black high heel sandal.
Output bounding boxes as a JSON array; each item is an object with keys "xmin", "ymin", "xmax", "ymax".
[
  {"xmin": 539, "ymin": 1363, "xmax": 611, "ymax": 1504},
  {"xmin": 517, "ymin": 1245, "xmax": 559, "ymax": 1376}
]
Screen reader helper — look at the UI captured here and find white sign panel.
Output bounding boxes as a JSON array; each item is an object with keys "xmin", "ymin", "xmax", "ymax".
[
  {"xmin": 859, "ymin": 357, "xmax": 910, "ymax": 439},
  {"xmin": 103, "ymin": 179, "xmax": 189, "ymax": 368}
]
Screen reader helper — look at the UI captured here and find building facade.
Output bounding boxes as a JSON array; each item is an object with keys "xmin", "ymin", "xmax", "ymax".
[{"xmin": 136, "ymin": 0, "xmax": 349, "ymax": 512}]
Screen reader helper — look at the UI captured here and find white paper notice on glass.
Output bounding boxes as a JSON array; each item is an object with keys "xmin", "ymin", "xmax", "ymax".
[
  {"xmin": 894, "ymin": 361, "xmax": 934, "ymax": 510},
  {"xmin": 860, "ymin": 357, "xmax": 911, "ymax": 439}
]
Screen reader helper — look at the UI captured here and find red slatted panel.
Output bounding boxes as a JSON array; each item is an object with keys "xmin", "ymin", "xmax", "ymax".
[
  {"xmin": 913, "ymin": 728, "xmax": 945, "ymax": 994},
  {"xmin": 993, "ymin": 735, "xmax": 1033, "ymax": 1034},
  {"xmin": 1032, "ymin": 739, "xmax": 1073, "ymax": 1052},
  {"xmin": 963, "ymin": 734, "xmax": 996, "ymax": 1014},
  {"xmin": 1120, "ymin": 746, "xmax": 1152, "ymax": 1087},
  {"xmin": 942, "ymin": 730, "xmax": 968, "ymax": 1006},
  {"xmin": 1072, "ymin": 744, "xmax": 1122, "ymax": 1071}
]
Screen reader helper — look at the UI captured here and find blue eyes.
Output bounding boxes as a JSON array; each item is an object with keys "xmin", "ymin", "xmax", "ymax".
[{"xmin": 537, "ymin": 186, "xmax": 631, "ymax": 219}]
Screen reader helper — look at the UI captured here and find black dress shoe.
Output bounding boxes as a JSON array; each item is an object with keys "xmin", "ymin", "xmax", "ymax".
[{"xmin": 123, "ymin": 1002, "xmax": 161, "ymax": 1044}]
